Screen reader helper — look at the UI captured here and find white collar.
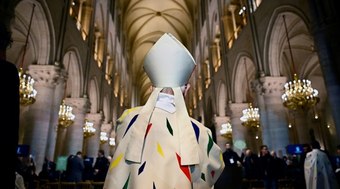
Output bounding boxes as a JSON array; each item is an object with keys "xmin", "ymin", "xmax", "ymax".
[{"xmin": 155, "ymin": 92, "xmax": 176, "ymax": 113}]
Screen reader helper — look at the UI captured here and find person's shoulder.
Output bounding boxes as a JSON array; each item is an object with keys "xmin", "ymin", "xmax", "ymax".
[
  {"xmin": 0, "ymin": 60, "xmax": 19, "ymax": 80},
  {"xmin": 117, "ymin": 106, "xmax": 143, "ymax": 123},
  {"xmin": 0, "ymin": 60, "xmax": 18, "ymax": 72}
]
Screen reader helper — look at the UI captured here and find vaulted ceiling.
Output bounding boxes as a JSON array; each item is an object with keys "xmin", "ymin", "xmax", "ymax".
[{"xmin": 117, "ymin": 0, "xmax": 197, "ymax": 103}]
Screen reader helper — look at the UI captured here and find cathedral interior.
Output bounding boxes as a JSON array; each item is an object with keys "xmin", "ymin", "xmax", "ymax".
[{"xmin": 1, "ymin": 0, "xmax": 340, "ymax": 175}]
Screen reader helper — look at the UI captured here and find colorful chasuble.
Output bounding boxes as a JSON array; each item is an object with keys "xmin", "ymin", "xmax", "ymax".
[{"xmin": 104, "ymin": 95, "xmax": 224, "ymax": 189}]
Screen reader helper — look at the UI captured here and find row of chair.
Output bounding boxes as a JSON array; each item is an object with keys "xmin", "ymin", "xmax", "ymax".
[{"xmin": 36, "ymin": 180, "xmax": 104, "ymax": 189}]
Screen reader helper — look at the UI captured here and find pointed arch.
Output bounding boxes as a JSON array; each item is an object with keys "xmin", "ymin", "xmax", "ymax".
[
  {"xmin": 217, "ymin": 80, "xmax": 227, "ymax": 116},
  {"xmin": 88, "ymin": 77, "xmax": 100, "ymax": 113},
  {"xmin": 63, "ymin": 49, "xmax": 83, "ymax": 98},
  {"xmin": 233, "ymin": 54, "xmax": 256, "ymax": 103},
  {"xmin": 8, "ymin": 0, "xmax": 55, "ymax": 68}
]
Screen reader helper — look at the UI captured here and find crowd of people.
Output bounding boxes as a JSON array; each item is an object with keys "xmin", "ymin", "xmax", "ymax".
[
  {"xmin": 215, "ymin": 141, "xmax": 340, "ymax": 189},
  {"xmin": 15, "ymin": 150, "xmax": 110, "ymax": 189}
]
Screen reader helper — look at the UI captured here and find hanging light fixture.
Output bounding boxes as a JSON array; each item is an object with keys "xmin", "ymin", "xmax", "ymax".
[
  {"xmin": 58, "ymin": 53, "xmax": 75, "ymax": 128},
  {"xmin": 240, "ymin": 103, "xmax": 260, "ymax": 128},
  {"xmin": 240, "ymin": 58, "xmax": 260, "ymax": 128},
  {"xmin": 109, "ymin": 137, "xmax": 115, "ymax": 147},
  {"xmin": 281, "ymin": 14, "xmax": 319, "ymax": 110},
  {"xmin": 100, "ymin": 131, "xmax": 108, "ymax": 144},
  {"xmin": 220, "ymin": 122, "xmax": 233, "ymax": 139},
  {"xmin": 19, "ymin": 4, "xmax": 37, "ymax": 106},
  {"xmin": 83, "ymin": 119, "xmax": 96, "ymax": 138}
]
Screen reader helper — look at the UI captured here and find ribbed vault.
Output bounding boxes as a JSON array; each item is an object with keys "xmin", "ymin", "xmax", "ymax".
[{"xmin": 118, "ymin": 0, "xmax": 196, "ymax": 103}]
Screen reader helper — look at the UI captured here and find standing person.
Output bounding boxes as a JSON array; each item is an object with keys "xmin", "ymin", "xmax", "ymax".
[
  {"xmin": 93, "ymin": 150, "xmax": 109, "ymax": 182},
  {"xmin": 332, "ymin": 145, "xmax": 340, "ymax": 186},
  {"xmin": 104, "ymin": 33, "xmax": 224, "ymax": 189},
  {"xmin": 66, "ymin": 151, "xmax": 84, "ymax": 182},
  {"xmin": 304, "ymin": 140, "xmax": 339, "ymax": 189},
  {"xmin": 258, "ymin": 145, "xmax": 279, "ymax": 189},
  {"xmin": 242, "ymin": 148, "xmax": 259, "ymax": 180},
  {"xmin": 215, "ymin": 142, "xmax": 242, "ymax": 189},
  {"xmin": 0, "ymin": 22, "xmax": 19, "ymax": 189}
]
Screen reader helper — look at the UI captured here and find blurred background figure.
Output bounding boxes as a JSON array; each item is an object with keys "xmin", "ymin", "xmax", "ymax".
[
  {"xmin": 304, "ymin": 140, "xmax": 339, "ymax": 189},
  {"xmin": 93, "ymin": 150, "xmax": 109, "ymax": 182},
  {"xmin": 215, "ymin": 142, "xmax": 242, "ymax": 189},
  {"xmin": 65, "ymin": 151, "xmax": 84, "ymax": 182}
]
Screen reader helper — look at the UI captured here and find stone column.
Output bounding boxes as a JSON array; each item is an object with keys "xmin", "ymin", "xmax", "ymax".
[
  {"xmin": 213, "ymin": 115, "xmax": 230, "ymax": 150},
  {"xmin": 109, "ymin": 130, "xmax": 116, "ymax": 156},
  {"xmin": 65, "ymin": 97, "xmax": 90, "ymax": 155},
  {"xmin": 229, "ymin": 102, "xmax": 248, "ymax": 155},
  {"xmin": 84, "ymin": 112, "xmax": 103, "ymax": 158},
  {"xmin": 309, "ymin": 0, "xmax": 340, "ymax": 142},
  {"xmin": 24, "ymin": 65, "xmax": 59, "ymax": 173},
  {"xmin": 19, "ymin": 106, "xmax": 29, "ymax": 144},
  {"xmin": 259, "ymin": 76, "xmax": 290, "ymax": 156},
  {"xmin": 100, "ymin": 123, "xmax": 112, "ymax": 157},
  {"xmin": 292, "ymin": 110, "xmax": 310, "ymax": 144},
  {"xmin": 45, "ymin": 70, "xmax": 65, "ymax": 161},
  {"xmin": 253, "ymin": 79, "xmax": 267, "ymax": 142}
]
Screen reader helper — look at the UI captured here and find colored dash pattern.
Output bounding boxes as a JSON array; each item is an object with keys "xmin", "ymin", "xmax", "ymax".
[{"xmin": 112, "ymin": 116, "xmax": 219, "ymax": 188}]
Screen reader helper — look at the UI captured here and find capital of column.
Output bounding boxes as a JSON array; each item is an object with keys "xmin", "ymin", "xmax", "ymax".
[
  {"xmin": 260, "ymin": 76, "xmax": 287, "ymax": 97},
  {"xmin": 64, "ymin": 97, "xmax": 90, "ymax": 114},
  {"xmin": 110, "ymin": 130, "xmax": 115, "ymax": 138},
  {"xmin": 213, "ymin": 115, "xmax": 230, "ymax": 125},
  {"xmin": 101, "ymin": 123, "xmax": 112, "ymax": 133},
  {"xmin": 85, "ymin": 112, "xmax": 104, "ymax": 123},
  {"xmin": 27, "ymin": 65, "xmax": 61, "ymax": 88},
  {"xmin": 229, "ymin": 103, "xmax": 248, "ymax": 117},
  {"xmin": 252, "ymin": 77, "xmax": 287, "ymax": 97}
]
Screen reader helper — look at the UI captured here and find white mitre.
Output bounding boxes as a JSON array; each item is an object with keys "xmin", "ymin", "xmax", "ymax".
[
  {"xmin": 126, "ymin": 33, "xmax": 199, "ymax": 166},
  {"xmin": 143, "ymin": 33, "xmax": 196, "ymax": 87}
]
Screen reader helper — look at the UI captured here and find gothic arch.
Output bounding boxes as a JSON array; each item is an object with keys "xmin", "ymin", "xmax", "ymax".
[
  {"xmin": 265, "ymin": 6, "xmax": 311, "ymax": 77},
  {"xmin": 265, "ymin": 8, "xmax": 327, "ymax": 111},
  {"xmin": 88, "ymin": 77, "xmax": 99, "ymax": 113},
  {"xmin": 103, "ymin": 94, "xmax": 111, "ymax": 123},
  {"xmin": 217, "ymin": 80, "xmax": 227, "ymax": 116},
  {"xmin": 63, "ymin": 49, "xmax": 83, "ymax": 98},
  {"xmin": 9, "ymin": 0, "xmax": 54, "ymax": 68},
  {"xmin": 233, "ymin": 55, "xmax": 256, "ymax": 103}
]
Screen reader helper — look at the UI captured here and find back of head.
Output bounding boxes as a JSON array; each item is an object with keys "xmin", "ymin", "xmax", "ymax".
[{"xmin": 311, "ymin": 140, "xmax": 321, "ymax": 149}]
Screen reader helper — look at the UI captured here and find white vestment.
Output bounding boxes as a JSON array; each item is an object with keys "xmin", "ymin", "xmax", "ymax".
[
  {"xmin": 304, "ymin": 149, "xmax": 339, "ymax": 189},
  {"xmin": 104, "ymin": 93, "xmax": 224, "ymax": 189}
]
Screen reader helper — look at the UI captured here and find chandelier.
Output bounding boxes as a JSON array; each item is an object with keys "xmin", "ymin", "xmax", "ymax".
[
  {"xmin": 58, "ymin": 53, "xmax": 75, "ymax": 128},
  {"xmin": 109, "ymin": 137, "xmax": 115, "ymax": 147},
  {"xmin": 220, "ymin": 122, "xmax": 232, "ymax": 139},
  {"xmin": 58, "ymin": 100, "xmax": 75, "ymax": 128},
  {"xmin": 281, "ymin": 15, "xmax": 319, "ymax": 110},
  {"xmin": 83, "ymin": 119, "xmax": 96, "ymax": 138},
  {"xmin": 240, "ymin": 103, "xmax": 260, "ymax": 128},
  {"xmin": 240, "ymin": 58, "xmax": 260, "ymax": 128},
  {"xmin": 100, "ymin": 132, "xmax": 108, "ymax": 144},
  {"xmin": 19, "ymin": 4, "xmax": 37, "ymax": 106}
]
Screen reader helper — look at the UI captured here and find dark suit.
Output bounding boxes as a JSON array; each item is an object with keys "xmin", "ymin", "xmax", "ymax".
[
  {"xmin": 1, "ymin": 59, "xmax": 19, "ymax": 189},
  {"xmin": 215, "ymin": 149, "xmax": 242, "ymax": 189},
  {"xmin": 66, "ymin": 155, "xmax": 84, "ymax": 182},
  {"xmin": 93, "ymin": 156, "xmax": 109, "ymax": 181}
]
